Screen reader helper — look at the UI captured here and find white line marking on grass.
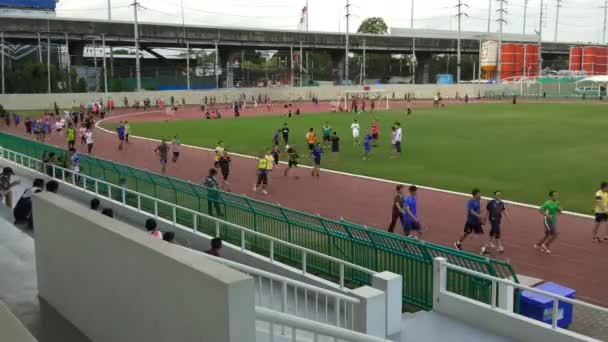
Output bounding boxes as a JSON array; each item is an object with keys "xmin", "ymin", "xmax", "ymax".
[{"xmin": 96, "ymin": 110, "xmax": 595, "ymax": 221}]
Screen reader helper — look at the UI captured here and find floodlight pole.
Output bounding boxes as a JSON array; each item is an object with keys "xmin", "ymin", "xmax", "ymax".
[
  {"xmin": 523, "ymin": 0, "xmax": 529, "ymax": 34},
  {"xmin": 411, "ymin": 0, "xmax": 416, "ymax": 84},
  {"xmin": 345, "ymin": 0, "xmax": 351, "ymax": 85},
  {"xmin": 603, "ymin": 0, "xmax": 608, "ymax": 44},
  {"xmin": 554, "ymin": 0, "xmax": 562, "ymax": 42},
  {"xmin": 538, "ymin": 0, "xmax": 544, "ymax": 74},
  {"xmin": 497, "ymin": 0, "xmax": 507, "ymax": 83}
]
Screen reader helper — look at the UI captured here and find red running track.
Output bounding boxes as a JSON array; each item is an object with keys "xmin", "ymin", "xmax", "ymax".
[{"xmin": 5, "ymin": 101, "xmax": 608, "ymax": 306}]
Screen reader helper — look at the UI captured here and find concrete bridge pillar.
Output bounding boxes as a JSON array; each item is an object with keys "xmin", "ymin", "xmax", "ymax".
[
  {"xmin": 218, "ymin": 48, "xmax": 241, "ymax": 88},
  {"xmin": 415, "ymin": 52, "xmax": 433, "ymax": 84},
  {"xmin": 330, "ymin": 51, "xmax": 345, "ymax": 85}
]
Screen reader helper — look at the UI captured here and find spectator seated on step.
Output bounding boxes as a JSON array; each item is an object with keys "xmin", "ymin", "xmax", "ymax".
[{"xmin": 205, "ymin": 237, "xmax": 223, "ymax": 257}]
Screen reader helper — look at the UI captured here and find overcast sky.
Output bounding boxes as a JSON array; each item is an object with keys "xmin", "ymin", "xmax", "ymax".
[{"xmin": 56, "ymin": 0, "xmax": 604, "ymax": 44}]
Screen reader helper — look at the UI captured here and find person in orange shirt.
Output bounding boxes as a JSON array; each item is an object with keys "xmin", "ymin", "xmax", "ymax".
[{"xmin": 306, "ymin": 128, "xmax": 316, "ymax": 151}]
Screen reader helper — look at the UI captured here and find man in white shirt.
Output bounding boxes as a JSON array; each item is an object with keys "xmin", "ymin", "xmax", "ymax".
[
  {"xmin": 394, "ymin": 122, "xmax": 403, "ymax": 154},
  {"xmin": 350, "ymin": 119, "xmax": 361, "ymax": 145},
  {"xmin": 85, "ymin": 129, "xmax": 94, "ymax": 154}
]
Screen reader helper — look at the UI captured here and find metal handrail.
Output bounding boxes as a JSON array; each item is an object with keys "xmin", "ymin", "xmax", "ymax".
[
  {"xmin": 444, "ymin": 262, "xmax": 608, "ymax": 329},
  {"xmin": 255, "ymin": 307, "xmax": 390, "ymax": 342},
  {"xmin": 0, "ymin": 147, "xmax": 376, "ymax": 289},
  {"xmin": 183, "ymin": 245, "xmax": 359, "ymax": 330}
]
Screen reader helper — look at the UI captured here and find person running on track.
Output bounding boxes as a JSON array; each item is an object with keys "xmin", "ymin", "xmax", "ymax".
[
  {"xmin": 388, "ymin": 185, "xmax": 406, "ymax": 233},
  {"xmin": 218, "ymin": 153, "xmax": 232, "ymax": 190},
  {"xmin": 85, "ymin": 129, "xmax": 94, "ymax": 154},
  {"xmin": 403, "ymin": 185, "xmax": 423, "ymax": 238},
  {"xmin": 154, "ymin": 139, "xmax": 169, "ymax": 174},
  {"xmin": 351, "ymin": 119, "xmax": 361, "ymax": 146},
  {"xmin": 171, "ymin": 136, "xmax": 181, "ymax": 163},
  {"xmin": 271, "ymin": 145, "xmax": 280, "ymax": 167},
  {"xmin": 214, "ymin": 140, "xmax": 225, "ymax": 168},
  {"xmin": 311, "ymin": 143, "xmax": 322, "ymax": 178},
  {"xmin": 253, "ymin": 154, "xmax": 270, "ymax": 194},
  {"xmin": 480, "ymin": 190, "xmax": 510, "ymax": 255},
  {"xmin": 116, "ymin": 123, "xmax": 126, "ymax": 150},
  {"xmin": 66, "ymin": 123, "xmax": 76, "ymax": 149},
  {"xmin": 534, "ymin": 190, "xmax": 563, "ymax": 254},
  {"xmin": 284, "ymin": 145, "xmax": 299, "ymax": 178},
  {"xmin": 592, "ymin": 182, "xmax": 608, "ymax": 242},
  {"xmin": 454, "ymin": 189, "xmax": 484, "ymax": 250},
  {"xmin": 124, "ymin": 121, "xmax": 131, "ymax": 143}
]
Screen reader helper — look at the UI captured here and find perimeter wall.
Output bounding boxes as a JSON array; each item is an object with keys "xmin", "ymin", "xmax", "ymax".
[{"xmin": 0, "ymin": 84, "xmax": 516, "ymax": 110}]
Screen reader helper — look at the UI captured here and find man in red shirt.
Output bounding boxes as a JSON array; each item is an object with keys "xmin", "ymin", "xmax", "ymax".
[{"xmin": 371, "ymin": 120, "xmax": 380, "ymax": 147}]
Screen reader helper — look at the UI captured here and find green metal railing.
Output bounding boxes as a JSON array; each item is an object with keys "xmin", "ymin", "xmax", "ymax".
[{"xmin": 0, "ymin": 131, "xmax": 519, "ymax": 310}]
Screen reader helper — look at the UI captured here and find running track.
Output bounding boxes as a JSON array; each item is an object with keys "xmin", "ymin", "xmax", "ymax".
[{"xmin": 5, "ymin": 101, "xmax": 607, "ymax": 306}]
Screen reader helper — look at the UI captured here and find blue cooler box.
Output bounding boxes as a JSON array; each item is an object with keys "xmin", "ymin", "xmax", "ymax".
[{"xmin": 519, "ymin": 282, "xmax": 576, "ymax": 328}]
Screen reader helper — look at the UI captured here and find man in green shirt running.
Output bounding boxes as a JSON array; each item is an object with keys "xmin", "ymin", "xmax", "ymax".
[
  {"xmin": 322, "ymin": 122, "xmax": 332, "ymax": 149},
  {"xmin": 66, "ymin": 124, "xmax": 76, "ymax": 149},
  {"xmin": 534, "ymin": 190, "xmax": 563, "ymax": 254}
]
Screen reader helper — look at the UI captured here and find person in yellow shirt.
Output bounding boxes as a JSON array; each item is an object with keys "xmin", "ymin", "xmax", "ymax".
[
  {"xmin": 264, "ymin": 149, "xmax": 274, "ymax": 172},
  {"xmin": 253, "ymin": 154, "xmax": 270, "ymax": 195},
  {"xmin": 214, "ymin": 140, "xmax": 225, "ymax": 168},
  {"xmin": 592, "ymin": 182, "xmax": 608, "ymax": 242}
]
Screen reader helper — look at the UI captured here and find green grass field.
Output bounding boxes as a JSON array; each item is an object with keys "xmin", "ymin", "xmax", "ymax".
[{"xmin": 106, "ymin": 103, "xmax": 608, "ymax": 214}]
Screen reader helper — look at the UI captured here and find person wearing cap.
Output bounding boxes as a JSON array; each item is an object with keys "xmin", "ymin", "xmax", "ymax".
[{"xmin": 0, "ymin": 167, "xmax": 20, "ymax": 208}]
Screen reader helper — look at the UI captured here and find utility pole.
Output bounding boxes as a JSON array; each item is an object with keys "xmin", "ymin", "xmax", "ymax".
[
  {"xmin": 523, "ymin": 0, "xmax": 528, "ymax": 34},
  {"xmin": 603, "ymin": 0, "xmax": 608, "ymax": 44},
  {"xmin": 214, "ymin": 40, "xmax": 219, "ymax": 88},
  {"xmin": 487, "ymin": 0, "xmax": 492, "ymax": 32},
  {"xmin": 65, "ymin": 33, "xmax": 71, "ymax": 92},
  {"xmin": 107, "ymin": 0, "xmax": 112, "ymax": 20},
  {"xmin": 180, "ymin": 0, "xmax": 186, "ymax": 39},
  {"xmin": 1, "ymin": 32, "xmax": 4, "ymax": 94},
  {"xmin": 47, "ymin": 36, "xmax": 51, "ymax": 93},
  {"xmin": 102, "ymin": 34, "xmax": 108, "ymax": 95},
  {"xmin": 411, "ymin": 0, "xmax": 416, "ymax": 84},
  {"xmin": 108, "ymin": 0, "xmax": 114, "ymax": 80},
  {"xmin": 345, "ymin": 0, "xmax": 351, "ymax": 85},
  {"xmin": 554, "ymin": 0, "xmax": 563, "ymax": 42},
  {"xmin": 497, "ymin": 0, "xmax": 507, "ymax": 83},
  {"xmin": 130, "ymin": 0, "xmax": 142, "ymax": 91},
  {"xmin": 362, "ymin": 39, "xmax": 366, "ymax": 85},
  {"xmin": 306, "ymin": 0, "xmax": 309, "ymax": 31},
  {"xmin": 456, "ymin": 0, "xmax": 468, "ymax": 84},
  {"xmin": 299, "ymin": 41, "xmax": 303, "ymax": 87},
  {"xmin": 538, "ymin": 0, "xmax": 544, "ymax": 74},
  {"xmin": 37, "ymin": 32, "xmax": 42, "ymax": 63}
]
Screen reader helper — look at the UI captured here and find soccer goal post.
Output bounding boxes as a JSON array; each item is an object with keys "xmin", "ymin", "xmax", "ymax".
[{"xmin": 342, "ymin": 89, "xmax": 390, "ymax": 111}]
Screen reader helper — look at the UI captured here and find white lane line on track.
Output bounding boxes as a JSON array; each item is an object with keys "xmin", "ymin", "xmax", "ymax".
[{"xmin": 96, "ymin": 110, "xmax": 594, "ymax": 220}]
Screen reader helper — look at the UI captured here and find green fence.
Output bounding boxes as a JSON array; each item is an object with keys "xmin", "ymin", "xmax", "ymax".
[{"xmin": 0, "ymin": 131, "xmax": 519, "ymax": 310}]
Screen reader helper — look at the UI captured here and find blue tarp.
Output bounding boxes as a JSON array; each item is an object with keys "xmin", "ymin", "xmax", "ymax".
[{"xmin": 0, "ymin": 0, "xmax": 56, "ymax": 9}]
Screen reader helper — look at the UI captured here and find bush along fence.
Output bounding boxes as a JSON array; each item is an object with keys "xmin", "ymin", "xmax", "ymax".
[{"xmin": 0, "ymin": 131, "xmax": 519, "ymax": 310}]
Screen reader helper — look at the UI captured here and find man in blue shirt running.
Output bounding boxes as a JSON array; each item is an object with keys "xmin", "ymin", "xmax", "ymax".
[
  {"xmin": 116, "ymin": 123, "xmax": 125, "ymax": 151},
  {"xmin": 454, "ymin": 188, "xmax": 485, "ymax": 250},
  {"xmin": 311, "ymin": 143, "xmax": 322, "ymax": 178},
  {"xmin": 403, "ymin": 185, "xmax": 424, "ymax": 238}
]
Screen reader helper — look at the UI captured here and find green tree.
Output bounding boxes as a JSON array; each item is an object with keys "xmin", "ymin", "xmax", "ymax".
[
  {"xmin": 75, "ymin": 78, "xmax": 88, "ymax": 93},
  {"xmin": 357, "ymin": 17, "xmax": 388, "ymax": 34}
]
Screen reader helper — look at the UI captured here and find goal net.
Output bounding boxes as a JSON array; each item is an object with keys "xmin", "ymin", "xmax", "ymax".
[{"xmin": 342, "ymin": 89, "xmax": 389, "ymax": 111}]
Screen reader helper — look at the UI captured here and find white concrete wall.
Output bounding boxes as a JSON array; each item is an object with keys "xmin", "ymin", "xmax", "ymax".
[
  {"xmin": 0, "ymin": 84, "xmax": 515, "ymax": 110},
  {"xmin": 33, "ymin": 192, "xmax": 256, "ymax": 342},
  {"xmin": 0, "ymin": 301, "xmax": 37, "ymax": 342}
]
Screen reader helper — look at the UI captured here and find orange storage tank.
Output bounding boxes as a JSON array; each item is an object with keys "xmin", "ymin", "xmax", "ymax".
[
  {"xmin": 524, "ymin": 44, "xmax": 540, "ymax": 77},
  {"xmin": 569, "ymin": 47, "xmax": 583, "ymax": 71},
  {"xmin": 595, "ymin": 47, "xmax": 608, "ymax": 75},
  {"xmin": 583, "ymin": 46, "xmax": 598, "ymax": 75}
]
